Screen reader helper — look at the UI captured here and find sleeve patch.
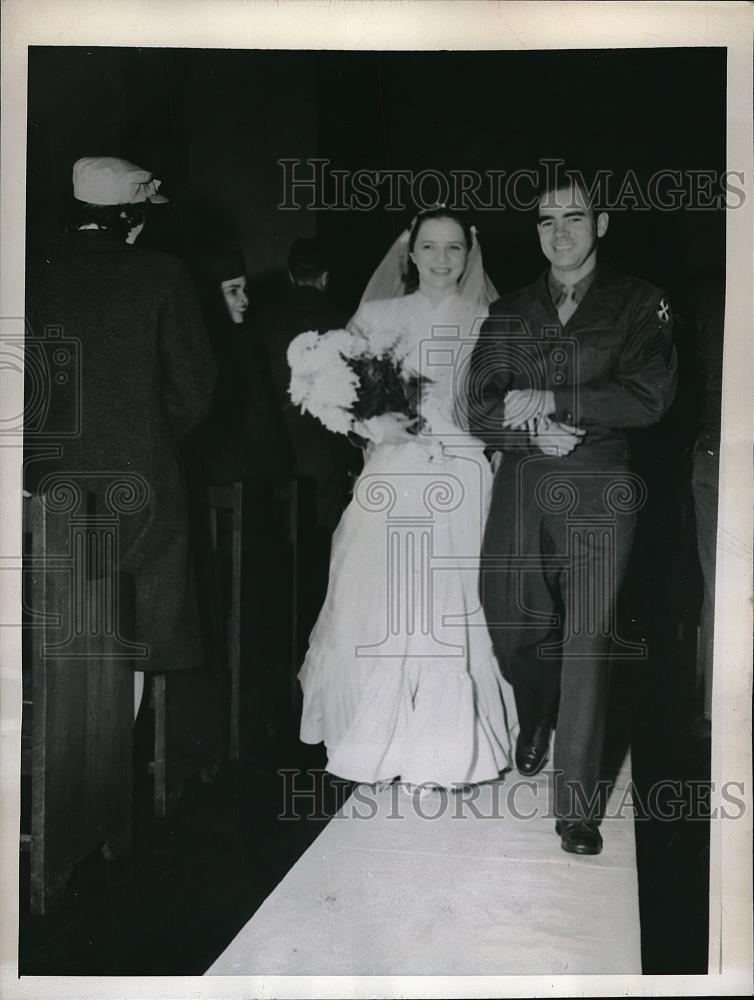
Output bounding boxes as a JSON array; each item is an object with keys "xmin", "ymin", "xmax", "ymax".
[
  {"xmin": 656, "ymin": 298, "xmax": 671, "ymax": 323},
  {"xmin": 645, "ymin": 329, "xmax": 673, "ymax": 367}
]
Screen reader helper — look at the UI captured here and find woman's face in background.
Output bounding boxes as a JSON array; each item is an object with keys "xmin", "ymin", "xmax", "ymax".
[
  {"xmin": 409, "ymin": 217, "xmax": 469, "ymax": 296},
  {"xmin": 221, "ymin": 275, "xmax": 249, "ymax": 324}
]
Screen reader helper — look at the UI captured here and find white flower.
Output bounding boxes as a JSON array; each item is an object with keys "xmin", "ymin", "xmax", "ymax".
[
  {"xmin": 287, "ymin": 324, "xmax": 425, "ymax": 440},
  {"xmin": 288, "ymin": 370, "xmax": 314, "ymax": 407},
  {"xmin": 287, "ymin": 330, "xmax": 321, "ymax": 372},
  {"xmin": 287, "ymin": 327, "xmax": 361, "ymax": 436},
  {"xmin": 323, "ymin": 327, "xmax": 366, "ymax": 359},
  {"xmin": 306, "ymin": 402, "xmax": 355, "ymax": 436},
  {"xmin": 309, "ymin": 359, "xmax": 359, "ymax": 410}
]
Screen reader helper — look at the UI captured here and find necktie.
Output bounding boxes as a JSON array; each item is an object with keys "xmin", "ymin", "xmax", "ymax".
[{"xmin": 557, "ymin": 284, "xmax": 578, "ymax": 326}]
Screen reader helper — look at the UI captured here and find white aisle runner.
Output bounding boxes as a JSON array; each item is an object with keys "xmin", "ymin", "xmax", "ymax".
[{"xmin": 206, "ymin": 751, "xmax": 641, "ymax": 977}]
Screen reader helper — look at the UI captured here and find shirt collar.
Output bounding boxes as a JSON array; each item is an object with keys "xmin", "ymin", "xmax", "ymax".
[{"xmin": 547, "ymin": 264, "xmax": 599, "ymax": 305}]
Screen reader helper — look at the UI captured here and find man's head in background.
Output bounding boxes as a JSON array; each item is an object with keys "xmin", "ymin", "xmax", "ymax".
[{"xmin": 288, "ymin": 237, "xmax": 330, "ymax": 292}]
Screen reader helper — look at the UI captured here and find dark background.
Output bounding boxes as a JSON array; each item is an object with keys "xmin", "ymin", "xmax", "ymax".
[
  {"xmin": 26, "ymin": 46, "xmax": 726, "ymax": 306},
  {"xmin": 23, "ymin": 45, "xmax": 723, "ymax": 975}
]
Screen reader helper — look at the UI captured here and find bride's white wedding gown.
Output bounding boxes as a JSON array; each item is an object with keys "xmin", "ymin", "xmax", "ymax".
[{"xmin": 298, "ymin": 290, "xmax": 516, "ymax": 787}]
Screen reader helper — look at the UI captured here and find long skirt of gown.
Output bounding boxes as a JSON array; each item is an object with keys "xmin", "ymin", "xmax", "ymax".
[{"xmin": 298, "ymin": 436, "xmax": 516, "ymax": 787}]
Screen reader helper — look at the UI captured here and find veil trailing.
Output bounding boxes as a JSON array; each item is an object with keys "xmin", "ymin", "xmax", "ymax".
[{"xmin": 358, "ymin": 220, "xmax": 499, "ymax": 309}]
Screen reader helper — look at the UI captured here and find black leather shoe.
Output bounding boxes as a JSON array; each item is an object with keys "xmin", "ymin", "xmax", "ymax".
[
  {"xmin": 515, "ymin": 720, "xmax": 552, "ymax": 776},
  {"xmin": 555, "ymin": 819, "xmax": 603, "ymax": 856}
]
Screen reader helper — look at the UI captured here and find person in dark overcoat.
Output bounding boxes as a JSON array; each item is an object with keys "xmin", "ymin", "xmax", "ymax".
[
  {"xmin": 183, "ymin": 247, "xmax": 294, "ymax": 738},
  {"xmin": 254, "ymin": 237, "xmax": 360, "ymax": 650},
  {"xmin": 257, "ymin": 238, "xmax": 358, "ymax": 532},
  {"xmin": 190, "ymin": 247, "xmax": 292, "ymax": 489},
  {"xmin": 469, "ymin": 173, "xmax": 677, "ymax": 856},
  {"xmin": 24, "ymin": 156, "xmax": 216, "ymax": 677}
]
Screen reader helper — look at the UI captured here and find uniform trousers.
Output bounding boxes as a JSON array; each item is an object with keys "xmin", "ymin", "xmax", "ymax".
[{"xmin": 481, "ymin": 445, "xmax": 638, "ymax": 820}]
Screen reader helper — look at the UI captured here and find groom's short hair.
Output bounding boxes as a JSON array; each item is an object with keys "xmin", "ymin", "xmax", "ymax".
[{"xmin": 536, "ymin": 166, "xmax": 608, "ymax": 213}]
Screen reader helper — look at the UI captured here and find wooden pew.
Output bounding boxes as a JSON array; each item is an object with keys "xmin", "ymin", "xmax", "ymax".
[
  {"xmin": 203, "ymin": 479, "xmax": 301, "ymax": 759},
  {"xmin": 277, "ymin": 478, "xmax": 301, "ymax": 713},
  {"xmin": 21, "ymin": 495, "xmax": 133, "ymax": 915},
  {"xmin": 206, "ymin": 482, "xmax": 244, "ymax": 761},
  {"xmin": 148, "ymin": 481, "xmax": 229, "ymax": 817},
  {"xmin": 21, "ymin": 480, "xmax": 230, "ymax": 903},
  {"xmin": 151, "ymin": 667, "xmax": 223, "ymax": 819}
]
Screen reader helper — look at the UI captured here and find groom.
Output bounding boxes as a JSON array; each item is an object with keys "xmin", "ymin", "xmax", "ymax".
[{"xmin": 468, "ymin": 172, "xmax": 677, "ymax": 855}]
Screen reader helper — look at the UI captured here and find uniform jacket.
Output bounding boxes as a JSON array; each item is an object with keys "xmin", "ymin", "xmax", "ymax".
[
  {"xmin": 25, "ymin": 229, "xmax": 216, "ymax": 671},
  {"xmin": 469, "ymin": 262, "xmax": 678, "ymax": 458}
]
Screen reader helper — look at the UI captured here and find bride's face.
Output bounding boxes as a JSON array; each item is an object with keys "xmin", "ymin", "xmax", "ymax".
[{"xmin": 410, "ymin": 218, "xmax": 468, "ymax": 295}]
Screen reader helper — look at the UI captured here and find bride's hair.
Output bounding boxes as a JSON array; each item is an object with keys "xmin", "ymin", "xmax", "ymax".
[
  {"xmin": 358, "ymin": 204, "xmax": 496, "ymax": 308},
  {"xmin": 403, "ymin": 206, "xmax": 474, "ymax": 290}
]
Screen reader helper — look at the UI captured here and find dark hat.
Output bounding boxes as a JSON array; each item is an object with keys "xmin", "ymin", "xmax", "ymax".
[{"xmin": 203, "ymin": 247, "xmax": 247, "ymax": 283}]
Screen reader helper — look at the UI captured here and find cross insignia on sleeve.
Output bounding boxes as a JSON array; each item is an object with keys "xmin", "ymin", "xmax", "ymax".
[{"xmin": 656, "ymin": 298, "xmax": 671, "ymax": 323}]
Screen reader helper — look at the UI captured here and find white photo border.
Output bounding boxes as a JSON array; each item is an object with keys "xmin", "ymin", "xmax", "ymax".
[{"xmin": 1, "ymin": 2, "xmax": 751, "ymax": 998}]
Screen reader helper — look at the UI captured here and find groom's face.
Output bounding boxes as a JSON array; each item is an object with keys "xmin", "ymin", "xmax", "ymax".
[{"xmin": 537, "ymin": 184, "xmax": 608, "ymax": 275}]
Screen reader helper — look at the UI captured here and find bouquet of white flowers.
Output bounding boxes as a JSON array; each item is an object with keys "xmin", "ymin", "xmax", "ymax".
[{"xmin": 287, "ymin": 327, "xmax": 429, "ymax": 440}]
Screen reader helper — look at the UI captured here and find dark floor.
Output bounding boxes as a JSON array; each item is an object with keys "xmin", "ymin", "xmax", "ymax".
[
  {"xmin": 18, "ymin": 667, "xmax": 710, "ymax": 978},
  {"xmin": 19, "ymin": 715, "xmax": 348, "ymax": 977},
  {"xmin": 18, "ymin": 470, "xmax": 712, "ymax": 977},
  {"xmin": 630, "ymin": 648, "xmax": 712, "ymax": 975}
]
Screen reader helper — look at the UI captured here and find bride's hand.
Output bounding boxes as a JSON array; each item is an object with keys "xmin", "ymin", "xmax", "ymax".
[
  {"xmin": 354, "ymin": 413, "xmax": 418, "ymax": 444},
  {"xmin": 527, "ymin": 415, "xmax": 585, "ymax": 456}
]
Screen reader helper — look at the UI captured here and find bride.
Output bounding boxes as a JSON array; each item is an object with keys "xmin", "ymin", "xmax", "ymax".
[{"xmin": 296, "ymin": 206, "xmax": 516, "ymax": 789}]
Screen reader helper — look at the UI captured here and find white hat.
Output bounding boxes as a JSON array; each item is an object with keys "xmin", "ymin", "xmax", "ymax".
[{"xmin": 72, "ymin": 156, "xmax": 169, "ymax": 205}]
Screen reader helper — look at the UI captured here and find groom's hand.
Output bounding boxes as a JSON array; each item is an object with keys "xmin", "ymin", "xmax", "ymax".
[
  {"xmin": 528, "ymin": 416, "xmax": 585, "ymax": 457},
  {"xmin": 502, "ymin": 388, "xmax": 556, "ymax": 429}
]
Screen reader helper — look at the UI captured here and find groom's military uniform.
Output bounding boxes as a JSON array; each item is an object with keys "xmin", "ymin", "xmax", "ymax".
[{"xmin": 469, "ymin": 262, "xmax": 677, "ymax": 821}]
